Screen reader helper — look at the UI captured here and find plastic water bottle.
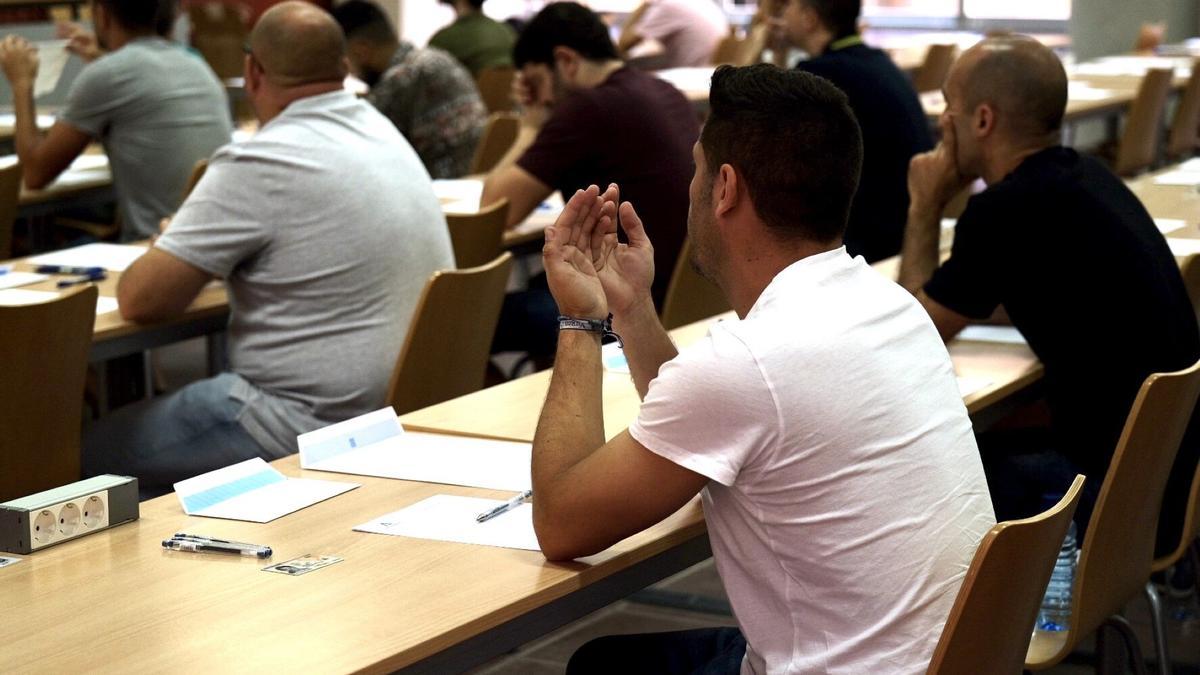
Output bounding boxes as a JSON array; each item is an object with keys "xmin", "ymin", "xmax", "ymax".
[{"xmin": 1036, "ymin": 521, "xmax": 1078, "ymax": 632}]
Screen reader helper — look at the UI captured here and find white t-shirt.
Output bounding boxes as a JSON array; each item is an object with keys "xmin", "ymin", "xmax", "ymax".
[
  {"xmin": 637, "ymin": 0, "xmax": 729, "ymax": 68},
  {"xmin": 157, "ymin": 90, "xmax": 455, "ymax": 456},
  {"xmin": 630, "ymin": 248, "xmax": 994, "ymax": 674}
]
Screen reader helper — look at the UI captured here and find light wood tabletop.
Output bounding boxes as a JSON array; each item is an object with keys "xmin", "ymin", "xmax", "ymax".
[{"xmin": 0, "ymin": 452, "xmax": 707, "ymax": 673}]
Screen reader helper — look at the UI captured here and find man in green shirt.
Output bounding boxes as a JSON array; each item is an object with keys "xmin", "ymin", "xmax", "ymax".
[{"xmin": 431, "ymin": 0, "xmax": 516, "ymax": 77}]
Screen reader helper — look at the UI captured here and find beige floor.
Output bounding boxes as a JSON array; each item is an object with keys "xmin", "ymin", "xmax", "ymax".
[{"xmin": 470, "ymin": 559, "xmax": 1200, "ymax": 675}]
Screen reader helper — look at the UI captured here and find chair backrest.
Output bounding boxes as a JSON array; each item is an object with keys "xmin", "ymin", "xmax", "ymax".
[
  {"xmin": 446, "ymin": 198, "xmax": 508, "ymax": 269},
  {"xmin": 469, "ymin": 113, "xmax": 520, "ymax": 175},
  {"xmin": 0, "ymin": 160, "xmax": 22, "ymax": 259},
  {"xmin": 735, "ymin": 23, "xmax": 769, "ymax": 66},
  {"xmin": 1154, "ymin": 460, "xmax": 1200, "ymax": 572},
  {"xmin": 0, "ymin": 286, "xmax": 97, "ymax": 502},
  {"xmin": 180, "ymin": 158, "xmax": 209, "ymax": 204},
  {"xmin": 188, "ymin": 1, "xmax": 248, "ymax": 79},
  {"xmin": 385, "ymin": 253, "xmax": 513, "ymax": 415},
  {"xmin": 1180, "ymin": 255, "xmax": 1200, "ymax": 326},
  {"xmin": 1115, "ymin": 68, "xmax": 1174, "ymax": 177},
  {"xmin": 475, "ymin": 66, "xmax": 516, "ymax": 114},
  {"xmin": 1072, "ymin": 359, "xmax": 1200, "ymax": 639},
  {"xmin": 928, "ymin": 476, "xmax": 1085, "ymax": 675},
  {"xmin": 660, "ymin": 239, "xmax": 730, "ymax": 330},
  {"xmin": 1166, "ymin": 61, "xmax": 1200, "ymax": 160},
  {"xmin": 710, "ymin": 26, "xmax": 740, "ymax": 65},
  {"xmin": 912, "ymin": 44, "xmax": 958, "ymax": 93}
]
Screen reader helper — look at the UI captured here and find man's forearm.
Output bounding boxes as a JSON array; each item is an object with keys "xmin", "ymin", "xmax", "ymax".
[
  {"xmin": 10, "ymin": 80, "xmax": 41, "ymax": 172},
  {"xmin": 612, "ymin": 298, "xmax": 677, "ymax": 399},
  {"xmin": 898, "ymin": 199, "xmax": 943, "ymax": 294},
  {"xmin": 532, "ymin": 329, "xmax": 607, "ymax": 493}
]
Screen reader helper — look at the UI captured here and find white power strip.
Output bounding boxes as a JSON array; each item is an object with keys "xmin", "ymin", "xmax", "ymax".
[{"xmin": 0, "ymin": 475, "xmax": 138, "ymax": 554}]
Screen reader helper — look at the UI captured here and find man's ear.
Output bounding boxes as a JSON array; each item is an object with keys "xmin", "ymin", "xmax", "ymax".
[
  {"xmin": 974, "ymin": 103, "xmax": 996, "ymax": 139},
  {"xmin": 714, "ymin": 164, "xmax": 739, "ymax": 218},
  {"xmin": 551, "ymin": 45, "xmax": 579, "ymax": 80}
]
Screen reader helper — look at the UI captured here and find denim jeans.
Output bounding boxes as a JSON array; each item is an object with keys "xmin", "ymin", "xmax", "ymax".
[{"xmin": 82, "ymin": 372, "xmax": 269, "ymax": 499}]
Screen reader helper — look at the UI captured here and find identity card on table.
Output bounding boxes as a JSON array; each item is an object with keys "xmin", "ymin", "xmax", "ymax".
[
  {"xmin": 299, "ymin": 408, "xmax": 532, "ymax": 492},
  {"xmin": 174, "ymin": 458, "xmax": 359, "ymax": 523}
]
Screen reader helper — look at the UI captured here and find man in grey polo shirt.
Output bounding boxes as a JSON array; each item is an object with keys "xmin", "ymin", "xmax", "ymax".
[
  {"xmin": 82, "ymin": 1, "xmax": 454, "ymax": 494},
  {"xmin": 0, "ymin": 0, "xmax": 231, "ymax": 241}
]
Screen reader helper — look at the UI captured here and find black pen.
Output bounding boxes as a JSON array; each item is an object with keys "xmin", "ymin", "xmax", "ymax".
[
  {"xmin": 36, "ymin": 265, "xmax": 104, "ymax": 275},
  {"xmin": 172, "ymin": 533, "xmax": 271, "ymax": 553},
  {"xmin": 56, "ymin": 272, "xmax": 106, "ymax": 288},
  {"xmin": 162, "ymin": 539, "xmax": 272, "ymax": 558}
]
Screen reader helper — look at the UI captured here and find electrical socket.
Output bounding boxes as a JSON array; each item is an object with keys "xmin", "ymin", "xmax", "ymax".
[{"xmin": 0, "ymin": 475, "xmax": 137, "ymax": 555}]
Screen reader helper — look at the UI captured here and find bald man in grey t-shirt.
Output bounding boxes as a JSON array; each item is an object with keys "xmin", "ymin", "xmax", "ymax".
[{"xmin": 82, "ymin": 2, "xmax": 454, "ymax": 495}]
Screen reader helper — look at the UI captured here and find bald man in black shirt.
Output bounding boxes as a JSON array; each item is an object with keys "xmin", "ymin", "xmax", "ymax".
[{"xmin": 899, "ymin": 35, "xmax": 1199, "ymax": 556}]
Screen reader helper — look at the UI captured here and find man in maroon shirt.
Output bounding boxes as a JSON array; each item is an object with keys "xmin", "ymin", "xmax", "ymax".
[{"xmin": 482, "ymin": 1, "xmax": 697, "ymax": 310}]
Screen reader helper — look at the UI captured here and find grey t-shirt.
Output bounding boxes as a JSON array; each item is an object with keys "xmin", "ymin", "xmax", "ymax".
[
  {"xmin": 156, "ymin": 90, "xmax": 455, "ymax": 457},
  {"xmin": 60, "ymin": 38, "xmax": 233, "ymax": 241}
]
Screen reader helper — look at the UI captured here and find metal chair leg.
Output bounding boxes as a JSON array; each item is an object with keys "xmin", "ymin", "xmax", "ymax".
[
  {"xmin": 1143, "ymin": 582, "xmax": 1171, "ymax": 675},
  {"xmin": 1105, "ymin": 614, "xmax": 1149, "ymax": 675}
]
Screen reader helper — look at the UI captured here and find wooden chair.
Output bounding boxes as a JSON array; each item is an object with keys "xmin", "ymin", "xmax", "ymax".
[
  {"xmin": 469, "ymin": 113, "xmax": 520, "ymax": 175},
  {"xmin": 475, "ymin": 66, "xmax": 516, "ymax": 114},
  {"xmin": 0, "ymin": 286, "xmax": 98, "ymax": 502},
  {"xmin": 385, "ymin": 253, "xmax": 513, "ymax": 415},
  {"xmin": 1114, "ymin": 68, "xmax": 1174, "ymax": 177},
  {"xmin": 928, "ymin": 475, "xmax": 1086, "ymax": 675},
  {"xmin": 1166, "ymin": 61, "xmax": 1200, "ymax": 160},
  {"xmin": 180, "ymin": 158, "xmax": 209, "ymax": 204},
  {"xmin": 710, "ymin": 27, "xmax": 741, "ymax": 66},
  {"xmin": 911, "ymin": 44, "xmax": 958, "ymax": 93},
  {"xmin": 446, "ymin": 198, "xmax": 508, "ymax": 269},
  {"xmin": 188, "ymin": 1, "xmax": 249, "ymax": 80},
  {"xmin": 660, "ymin": 239, "xmax": 729, "ymax": 330},
  {"xmin": 1026, "ymin": 358, "xmax": 1200, "ymax": 673},
  {"xmin": 0, "ymin": 160, "xmax": 22, "ymax": 259}
]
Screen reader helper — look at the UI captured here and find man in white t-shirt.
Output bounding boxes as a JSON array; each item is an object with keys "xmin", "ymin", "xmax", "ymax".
[
  {"xmin": 618, "ymin": 0, "xmax": 729, "ymax": 68},
  {"xmin": 532, "ymin": 64, "xmax": 994, "ymax": 674}
]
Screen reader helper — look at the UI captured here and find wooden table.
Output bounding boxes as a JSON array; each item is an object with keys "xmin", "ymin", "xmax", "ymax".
[{"xmin": 0, "ymin": 451, "xmax": 710, "ymax": 674}]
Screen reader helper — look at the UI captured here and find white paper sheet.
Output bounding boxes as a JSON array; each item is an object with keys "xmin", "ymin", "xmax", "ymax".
[
  {"xmin": 299, "ymin": 408, "xmax": 532, "ymax": 491},
  {"xmin": 174, "ymin": 457, "xmax": 358, "ymax": 523},
  {"xmin": 1065, "ymin": 83, "xmax": 1116, "ymax": 101},
  {"xmin": 956, "ymin": 377, "xmax": 993, "ymax": 398},
  {"xmin": 67, "ymin": 154, "xmax": 109, "ymax": 171},
  {"xmin": 33, "ymin": 40, "xmax": 70, "ymax": 98},
  {"xmin": 602, "ymin": 342, "xmax": 630, "ymax": 374},
  {"xmin": 956, "ymin": 325, "xmax": 1027, "ymax": 345},
  {"xmin": 1153, "ymin": 171, "xmax": 1200, "ymax": 187},
  {"xmin": 0, "ymin": 113, "xmax": 57, "ymax": 129},
  {"xmin": 1177, "ymin": 158, "xmax": 1200, "ymax": 173},
  {"xmin": 1155, "ymin": 219, "xmax": 1188, "ymax": 234},
  {"xmin": 95, "ymin": 296, "xmax": 118, "ymax": 315},
  {"xmin": 354, "ymin": 494, "xmax": 541, "ymax": 551},
  {"xmin": 28, "ymin": 243, "xmax": 146, "ymax": 272},
  {"xmin": 0, "ymin": 271, "xmax": 47, "ymax": 290},
  {"xmin": 0, "ymin": 288, "xmax": 57, "ymax": 305},
  {"xmin": 1168, "ymin": 238, "xmax": 1200, "ymax": 257},
  {"xmin": 432, "ymin": 178, "xmax": 565, "ymax": 226}
]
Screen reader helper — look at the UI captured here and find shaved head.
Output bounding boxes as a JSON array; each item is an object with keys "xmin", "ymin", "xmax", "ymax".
[
  {"xmin": 953, "ymin": 35, "xmax": 1067, "ymax": 141},
  {"xmin": 250, "ymin": 1, "xmax": 347, "ymax": 87}
]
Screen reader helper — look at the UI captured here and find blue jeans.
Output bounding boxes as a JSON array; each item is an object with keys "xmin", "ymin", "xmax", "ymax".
[
  {"xmin": 567, "ymin": 627, "xmax": 747, "ymax": 675},
  {"xmin": 82, "ymin": 373, "xmax": 268, "ymax": 499}
]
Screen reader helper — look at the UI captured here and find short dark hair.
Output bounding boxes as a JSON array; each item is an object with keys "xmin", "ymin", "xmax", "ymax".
[
  {"xmin": 513, "ymin": 1, "xmax": 617, "ymax": 68},
  {"xmin": 94, "ymin": 0, "xmax": 163, "ymax": 32},
  {"xmin": 330, "ymin": 0, "xmax": 396, "ymax": 44},
  {"xmin": 440, "ymin": 0, "xmax": 485, "ymax": 7},
  {"xmin": 800, "ymin": 0, "xmax": 861, "ymax": 39},
  {"xmin": 700, "ymin": 64, "xmax": 862, "ymax": 243},
  {"xmin": 155, "ymin": 0, "xmax": 178, "ymax": 37}
]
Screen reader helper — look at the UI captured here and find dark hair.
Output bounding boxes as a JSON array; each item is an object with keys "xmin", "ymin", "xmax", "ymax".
[
  {"xmin": 94, "ymin": 0, "xmax": 163, "ymax": 32},
  {"xmin": 700, "ymin": 64, "xmax": 862, "ymax": 243},
  {"xmin": 512, "ymin": 1, "xmax": 617, "ymax": 68},
  {"xmin": 330, "ymin": 0, "xmax": 396, "ymax": 44},
  {"xmin": 800, "ymin": 0, "xmax": 861, "ymax": 39},
  {"xmin": 155, "ymin": 0, "xmax": 178, "ymax": 37},
  {"xmin": 439, "ymin": 0, "xmax": 485, "ymax": 7}
]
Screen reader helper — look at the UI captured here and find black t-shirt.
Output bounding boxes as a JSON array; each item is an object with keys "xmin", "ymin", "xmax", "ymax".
[
  {"xmin": 796, "ymin": 42, "xmax": 933, "ymax": 263},
  {"xmin": 518, "ymin": 67, "xmax": 699, "ymax": 307},
  {"xmin": 926, "ymin": 147, "xmax": 1200, "ymax": 481}
]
